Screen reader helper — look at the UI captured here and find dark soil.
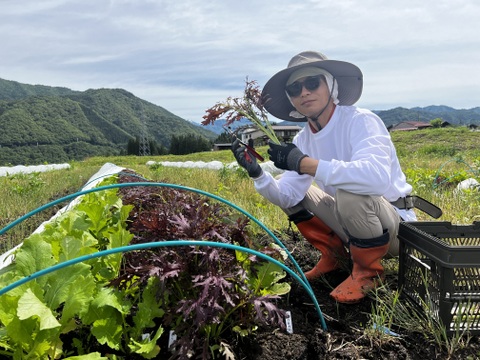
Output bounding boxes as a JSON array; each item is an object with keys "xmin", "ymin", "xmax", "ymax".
[{"xmin": 231, "ymin": 231, "xmax": 480, "ymax": 360}]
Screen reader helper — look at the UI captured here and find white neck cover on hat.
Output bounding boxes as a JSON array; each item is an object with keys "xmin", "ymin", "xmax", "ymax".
[{"xmin": 286, "ymin": 67, "xmax": 339, "ymax": 109}]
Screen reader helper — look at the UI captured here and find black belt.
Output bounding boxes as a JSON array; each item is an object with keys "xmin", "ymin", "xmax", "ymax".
[{"xmin": 390, "ymin": 195, "xmax": 442, "ymax": 219}]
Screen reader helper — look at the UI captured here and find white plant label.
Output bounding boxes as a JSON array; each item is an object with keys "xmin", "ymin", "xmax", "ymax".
[
  {"xmin": 168, "ymin": 330, "xmax": 177, "ymax": 348},
  {"xmin": 285, "ymin": 310, "xmax": 293, "ymax": 334}
]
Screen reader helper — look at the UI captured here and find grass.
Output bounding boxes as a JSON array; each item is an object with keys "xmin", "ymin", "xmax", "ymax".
[
  {"xmin": 0, "ymin": 146, "xmax": 286, "ymax": 252},
  {"xmin": 1, "ymin": 127, "xmax": 479, "ymax": 250},
  {"xmin": 367, "ymin": 279, "xmax": 476, "ymax": 359},
  {"xmin": 0, "ymin": 127, "xmax": 479, "ymax": 353},
  {"xmin": 1, "ymin": 127, "xmax": 480, "ymax": 248}
]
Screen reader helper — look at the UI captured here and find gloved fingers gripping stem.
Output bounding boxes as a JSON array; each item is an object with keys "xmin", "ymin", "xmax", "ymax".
[
  {"xmin": 231, "ymin": 138, "xmax": 263, "ymax": 178},
  {"xmin": 224, "ymin": 126, "xmax": 264, "ymax": 161}
]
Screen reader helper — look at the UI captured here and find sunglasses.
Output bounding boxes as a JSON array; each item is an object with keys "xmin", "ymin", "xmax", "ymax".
[{"xmin": 285, "ymin": 75, "xmax": 322, "ymax": 97}]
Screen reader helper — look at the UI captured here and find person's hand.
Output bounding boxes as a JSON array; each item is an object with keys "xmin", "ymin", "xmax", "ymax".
[
  {"xmin": 268, "ymin": 141, "xmax": 307, "ymax": 174},
  {"xmin": 231, "ymin": 138, "xmax": 263, "ymax": 178}
]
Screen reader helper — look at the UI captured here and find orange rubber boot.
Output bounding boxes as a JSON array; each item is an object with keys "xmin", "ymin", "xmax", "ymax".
[
  {"xmin": 330, "ymin": 231, "xmax": 390, "ymax": 304},
  {"xmin": 289, "ymin": 210, "xmax": 348, "ymax": 280}
]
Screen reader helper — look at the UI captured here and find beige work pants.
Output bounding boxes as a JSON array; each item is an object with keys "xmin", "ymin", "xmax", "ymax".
[{"xmin": 283, "ymin": 186, "xmax": 402, "ymax": 257}]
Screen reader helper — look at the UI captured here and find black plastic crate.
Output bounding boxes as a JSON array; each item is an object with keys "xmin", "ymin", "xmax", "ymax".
[{"xmin": 398, "ymin": 221, "xmax": 480, "ymax": 335}]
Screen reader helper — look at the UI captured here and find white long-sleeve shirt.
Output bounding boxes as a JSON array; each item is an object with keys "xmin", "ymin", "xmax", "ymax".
[{"xmin": 254, "ymin": 105, "xmax": 416, "ymax": 220}]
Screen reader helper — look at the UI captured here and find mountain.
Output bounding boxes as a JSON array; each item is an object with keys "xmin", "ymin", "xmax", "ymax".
[
  {"xmin": 1, "ymin": 77, "xmax": 479, "ymax": 165},
  {"xmin": 0, "ymin": 78, "xmax": 217, "ymax": 165},
  {"xmin": 373, "ymin": 106, "xmax": 480, "ymax": 127}
]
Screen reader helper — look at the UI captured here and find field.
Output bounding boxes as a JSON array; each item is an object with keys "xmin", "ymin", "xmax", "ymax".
[{"xmin": 1, "ymin": 127, "xmax": 480, "ymax": 359}]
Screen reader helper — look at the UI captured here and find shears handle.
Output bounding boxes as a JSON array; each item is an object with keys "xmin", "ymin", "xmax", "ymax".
[{"xmin": 239, "ymin": 140, "xmax": 264, "ymax": 162}]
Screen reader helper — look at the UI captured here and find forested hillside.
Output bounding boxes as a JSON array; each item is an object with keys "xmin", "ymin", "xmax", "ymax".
[{"xmin": 0, "ymin": 78, "xmax": 216, "ymax": 165}]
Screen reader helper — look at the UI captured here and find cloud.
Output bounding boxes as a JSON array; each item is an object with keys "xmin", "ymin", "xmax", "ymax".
[{"xmin": 1, "ymin": 0, "xmax": 479, "ymax": 122}]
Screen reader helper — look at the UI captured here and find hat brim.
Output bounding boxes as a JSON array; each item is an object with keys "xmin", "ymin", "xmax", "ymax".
[{"xmin": 261, "ymin": 59, "xmax": 363, "ymax": 121}]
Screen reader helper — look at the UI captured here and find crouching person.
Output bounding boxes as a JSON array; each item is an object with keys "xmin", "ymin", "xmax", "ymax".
[{"xmin": 231, "ymin": 51, "xmax": 416, "ymax": 303}]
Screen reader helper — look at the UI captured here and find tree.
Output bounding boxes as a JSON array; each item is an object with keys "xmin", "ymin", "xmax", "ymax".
[
  {"xmin": 214, "ymin": 131, "xmax": 232, "ymax": 144},
  {"xmin": 430, "ymin": 118, "xmax": 443, "ymax": 128},
  {"xmin": 170, "ymin": 134, "xmax": 212, "ymax": 155}
]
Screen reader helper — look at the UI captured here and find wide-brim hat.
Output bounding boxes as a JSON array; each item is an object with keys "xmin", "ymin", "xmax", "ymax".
[{"xmin": 261, "ymin": 51, "xmax": 363, "ymax": 121}]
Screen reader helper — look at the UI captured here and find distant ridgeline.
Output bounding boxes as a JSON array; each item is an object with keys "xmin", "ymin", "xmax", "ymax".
[
  {"xmin": 0, "ymin": 78, "xmax": 217, "ymax": 165},
  {"xmin": 373, "ymin": 105, "xmax": 480, "ymax": 128}
]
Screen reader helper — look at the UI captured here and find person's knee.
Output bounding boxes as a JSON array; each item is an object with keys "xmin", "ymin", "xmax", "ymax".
[
  {"xmin": 334, "ymin": 189, "xmax": 367, "ymax": 219},
  {"xmin": 334, "ymin": 189, "xmax": 384, "ymax": 239}
]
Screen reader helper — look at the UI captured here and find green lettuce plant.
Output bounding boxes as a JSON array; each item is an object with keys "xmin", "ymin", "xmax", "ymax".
[{"xmin": 0, "ymin": 176, "xmax": 147, "ymax": 359}]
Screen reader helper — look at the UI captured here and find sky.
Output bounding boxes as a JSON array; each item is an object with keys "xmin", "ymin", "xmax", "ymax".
[{"xmin": 1, "ymin": 0, "xmax": 479, "ymax": 124}]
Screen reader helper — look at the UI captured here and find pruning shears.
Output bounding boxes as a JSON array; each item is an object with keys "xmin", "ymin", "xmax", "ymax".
[{"xmin": 224, "ymin": 126, "xmax": 264, "ymax": 162}]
